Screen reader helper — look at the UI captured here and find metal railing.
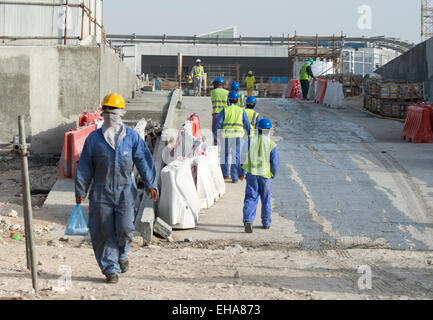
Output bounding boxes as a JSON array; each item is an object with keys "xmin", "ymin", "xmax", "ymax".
[{"xmin": 106, "ymin": 34, "xmax": 415, "ymax": 54}]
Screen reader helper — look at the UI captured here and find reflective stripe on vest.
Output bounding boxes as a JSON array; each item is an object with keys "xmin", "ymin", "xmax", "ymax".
[
  {"xmin": 222, "ymin": 105, "xmax": 244, "ymax": 138},
  {"xmin": 300, "ymin": 64, "xmax": 310, "ymax": 81},
  {"xmin": 237, "ymin": 93, "xmax": 246, "ymax": 108},
  {"xmin": 194, "ymin": 66, "xmax": 204, "ymax": 78},
  {"xmin": 245, "ymin": 108, "xmax": 259, "ymax": 135},
  {"xmin": 242, "ymin": 135, "xmax": 277, "ymax": 179},
  {"xmin": 211, "ymin": 88, "xmax": 229, "ymax": 114}
]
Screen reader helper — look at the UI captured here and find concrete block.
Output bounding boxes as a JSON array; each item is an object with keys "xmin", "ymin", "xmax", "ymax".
[
  {"xmin": 135, "ymin": 194, "xmax": 156, "ymax": 242},
  {"xmin": 154, "ymin": 217, "xmax": 172, "ymax": 239}
]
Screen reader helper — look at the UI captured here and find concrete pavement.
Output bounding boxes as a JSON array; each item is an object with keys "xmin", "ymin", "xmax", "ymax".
[{"xmin": 173, "ymin": 96, "xmax": 433, "ymax": 250}]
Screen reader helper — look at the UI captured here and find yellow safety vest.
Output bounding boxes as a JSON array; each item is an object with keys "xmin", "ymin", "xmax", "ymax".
[
  {"xmin": 211, "ymin": 88, "xmax": 229, "ymax": 115},
  {"xmin": 242, "ymin": 135, "xmax": 277, "ymax": 179},
  {"xmin": 222, "ymin": 104, "xmax": 245, "ymax": 139},
  {"xmin": 245, "ymin": 108, "xmax": 259, "ymax": 136},
  {"xmin": 245, "ymin": 76, "xmax": 256, "ymax": 89},
  {"xmin": 194, "ymin": 66, "xmax": 204, "ymax": 78},
  {"xmin": 300, "ymin": 64, "xmax": 310, "ymax": 81},
  {"xmin": 238, "ymin": 93, "xmax": 246, "ymax": 109}
]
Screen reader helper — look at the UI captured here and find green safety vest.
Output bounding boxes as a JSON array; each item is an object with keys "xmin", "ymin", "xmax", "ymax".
[
  {"xmin": 211, "ymin": 88, "xmax": 229, "ymax": 115},
  {"xmin": 300, "ymin": 63, "xmax": 310, "ymax": 81},
  {"xmin": 245, "ymin": 108, "xmax": 259, "ymax": 136},
  {"xmin": 194, "ymin": 66, "xmax": 204, "ymax": 78},
  {"xmin": 245, "ymin": 76, "xmax": 256, "ymax": 89},
  {"xmin": 238, "ymin": 93, "xmax": 246, "ymax": 108},
  {"xmin": 242, "ymin": 135, "xmax": 277, "ymax": 179},
  {"xmin": 222, "ymin": 104, "xmax": 245, "ymax": 139}
]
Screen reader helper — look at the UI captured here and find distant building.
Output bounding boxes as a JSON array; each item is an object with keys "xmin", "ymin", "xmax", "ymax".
[{"xmin": 198, "ymin": 27, "xmax": 238, "ymax": 39}]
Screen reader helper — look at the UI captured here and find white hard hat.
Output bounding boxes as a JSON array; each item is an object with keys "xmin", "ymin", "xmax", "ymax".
[{"xmin": 196, "ymin": 59, "xmax": 201, "ymax": 63}]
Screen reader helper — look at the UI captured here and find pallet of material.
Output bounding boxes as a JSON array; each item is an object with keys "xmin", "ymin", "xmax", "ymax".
[{"xmin": 257, "ymin": 83, "xmax": 286, "ymax": 98}]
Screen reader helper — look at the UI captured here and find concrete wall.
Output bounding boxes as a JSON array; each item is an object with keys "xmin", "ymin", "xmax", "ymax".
[
  {"xmin": 376, "ymin": 37, "xmax": 433, "ymax": 102},
  {"xmin": 0, "ymin": 45, "xmax": 136, "ymax": 153}
]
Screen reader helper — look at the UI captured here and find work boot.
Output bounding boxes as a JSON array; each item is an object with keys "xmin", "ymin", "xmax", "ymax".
[
  {"xmin": 232, "ymin": 179, "xmax": 239, "ymax": 184},
  {"xmin": 263, "ymin": 226, "xmax": 271, "ymax": 230},
  {"xmin": 119, "ymin": 258, "xmax": 129, "ymax": 274},
  {"xmin": 223, "ymin": 176, "xmax": 230, "ymax": 180},
  {"xmin": 244, "ymin": 222, "xmax": 253, "ymax": 234},
  {"xmin": 105, "ymin": 274, "xmax": 119, "ymax": 284}
]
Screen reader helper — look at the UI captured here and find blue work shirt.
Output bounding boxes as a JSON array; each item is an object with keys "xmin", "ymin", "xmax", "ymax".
[
  {"xmin": 269, "ymin": 146, "xmax": 279, "ymax": 179},
  {"xmin": 216, "ymin": 104, "xmax": 251, "ymax": 137},
  {"xmin": 75, "ymin": 126, "xmax": 157, "ymax": 200}
]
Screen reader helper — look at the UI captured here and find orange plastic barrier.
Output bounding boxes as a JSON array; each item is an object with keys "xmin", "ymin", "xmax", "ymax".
[
  {"xmin": 188, "ymin": 113, "xmax": 203, "ymax": 141},
  {"xmin": 57, "ymin": 124, "xmax": 97, "ymax": 178},
  {"xmin": 285, "ymin": 79, "xmax": 301, "ymax": 99},
  {"xmin": 315, "ymin": 79, "xmax": 328, "ymax": 104},
  {"xmin": 402, "ymin": 104, "xmax": 433, "ymax": 143}
]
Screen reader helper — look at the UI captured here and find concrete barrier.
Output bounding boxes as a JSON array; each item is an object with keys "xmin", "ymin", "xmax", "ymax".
[
  {"xmin": 323, "ymin": 82, "xmax": 346, "ymax": 109},
  {"xmin": 158, "ymin": 158, "xmax": 200, "ymax": 230}
]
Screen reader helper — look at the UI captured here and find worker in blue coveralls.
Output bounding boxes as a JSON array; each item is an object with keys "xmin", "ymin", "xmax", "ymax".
[
  {"xmin": 242, "ymin": 118, "xmax": 279, "ymax": 233},
  {"xmin": 216, "ymin": 90, "xmax": 251, "ymax": 184},
  {"xmin": 75, "ymin": 93, "xmax": 158, "ymax": 284}
]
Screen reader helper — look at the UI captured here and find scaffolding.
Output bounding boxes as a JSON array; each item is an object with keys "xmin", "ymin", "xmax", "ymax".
[
  {"xmin": 422, "ymin": 0, "xmax": 433, "ymax": 42},
  {"xmin": 0, "ymin": 0, "xmax": 106, "ymax": 46},
  {"xmin": 288, "ymin": 32, "xmax": 345, "ymax": 79}
]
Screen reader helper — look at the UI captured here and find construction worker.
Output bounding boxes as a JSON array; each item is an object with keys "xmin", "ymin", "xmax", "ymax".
[
  {"xmin": 231, "ymin": 81, "xmax": 246, "ymax": 108},
  {"xmin": 245, "ymin": 70, "xmax": 256, "ymax": 97},
  {"xmin": 300, "ymin": 58, "xmax": 317, "ymax": 100},
  {"xmin": 244, "ymin": 96, "xmax": 261, "ymax": 136},
  {"xmin": 75, "ymin": 93, "xmax": 158, "ymax": 284},
  {"xmin": 191, "ymin": 59, "xmax": 204, "ymax": 96},
  {"xmin": 216, "ymin": 91, "xmax": 251, "ymax": 183},
  {"xmin": 210, "ymin": 77, "xmax": 229, "ymax": 145},
  {"xmin": 242, "ymin": 118, "xmax": 279, "ymax": 233}
]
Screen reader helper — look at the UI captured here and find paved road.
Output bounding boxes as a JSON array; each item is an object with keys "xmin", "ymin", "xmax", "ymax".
[{"xmin": 175, "ymin": 97, "xmax": 433, "ymax": 250}]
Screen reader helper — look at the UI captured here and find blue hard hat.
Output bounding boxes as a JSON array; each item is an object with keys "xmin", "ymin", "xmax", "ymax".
[
  {"xmin": 246, "ymin": 96, "xmax": 257, "ymax": 105},
  {"xmin": 213, "ymin": 77, "xmax": 224, "ymax": 84},
  {"xmin": 257, "ymin": 118, "xmax": 272, "ymax": 129},
  {"xmin": 228, "ymin": 91, "xmax": 240, "ymax": 100},
  {"xmin": 231, "ymin": 81, "xmax": 240, "ymax": 90}
]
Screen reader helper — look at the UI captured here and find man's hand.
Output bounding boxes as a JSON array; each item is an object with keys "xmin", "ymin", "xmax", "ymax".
[
  {"xmin": 147, "ymin": 188, "xmax": 159, "ymax": 202},
  {"xmin": 76, "ymin": 196, "xmax": 85, "ymax": 204}
]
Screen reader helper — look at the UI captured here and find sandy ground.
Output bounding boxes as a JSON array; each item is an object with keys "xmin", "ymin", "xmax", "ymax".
[{"xmin": 1, "ymin": 95, "xmax": 433, "ymax": 300}]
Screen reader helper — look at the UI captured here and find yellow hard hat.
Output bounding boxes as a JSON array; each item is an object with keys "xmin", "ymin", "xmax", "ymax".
[
  {"xmin": 248, "ymin": 70, "xmax": 253, "ymax": 75},
  {"xmin": 102, "ymin": 93, "xmax": 125, "ymax": 109}
]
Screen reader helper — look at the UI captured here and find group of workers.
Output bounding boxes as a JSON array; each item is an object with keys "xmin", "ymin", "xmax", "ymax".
[
  {"xmin": 74, "ymin": 63, "xmax": 280, "ymax": 284},
  {"xmin": 211, "ymin": 76, "xmax": 279, "ymax": 234}
]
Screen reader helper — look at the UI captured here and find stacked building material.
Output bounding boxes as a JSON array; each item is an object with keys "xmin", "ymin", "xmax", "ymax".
[{"xmin": 363, "ymin": 78, "xmax": 423, "ymax": 119}]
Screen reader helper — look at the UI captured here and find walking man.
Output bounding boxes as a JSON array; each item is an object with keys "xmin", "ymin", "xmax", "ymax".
[
  {"xmin": 75, "ymin": 93, "xmax": 158, "ymax": 284},
  {"xmin": 216, "ymin": 91, "xmax": 251, "ymax": 183},
  {"xmin": 242, "ymin": 118, "xmax": 279, "ymax": 233}
]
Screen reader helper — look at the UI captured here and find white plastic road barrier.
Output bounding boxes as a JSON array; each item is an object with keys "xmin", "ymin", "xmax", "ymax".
[
  {"xmin": 307, "ymin": 80, "xmax": 317, "ymax": 100},
  {"xmin": 171, "ymin": 120, "xmax": 203, "ymax": 160},
  {"xmin": 158, "ymin": 158, "xmax": 201, "ymax": 230},
  {"xmin": 207, "ymin": 146, "xmax": 226, "ymax": 200},
  {"xmin": 193, "ymin": 146, "xmax": 226, "ymax": 209},
  {"xmin": 323, "ymin": 82, "xmax": 346, "ymax": 109},
  {"xmin": 193, "ymin": 155, "xmax": 217, "ymax": 209}
]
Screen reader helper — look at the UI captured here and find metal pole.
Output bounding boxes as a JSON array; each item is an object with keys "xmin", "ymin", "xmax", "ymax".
[
  {"xmin": 17, "ymin": 116, "xmax": 38, "ymax": 293},
  {"xmin": 64, "ymin": 0, "xmax": 68, "ymax": 45}
]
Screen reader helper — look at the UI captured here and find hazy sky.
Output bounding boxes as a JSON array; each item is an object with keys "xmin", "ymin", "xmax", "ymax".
[{"xmin": 104, "ymin": 0, "xmax": 421, "ymax": 44}]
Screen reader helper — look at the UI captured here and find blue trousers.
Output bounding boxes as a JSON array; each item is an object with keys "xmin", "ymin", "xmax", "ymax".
[
  {"xmin": 243, "ymin": 174, "xmax": 272, "ymax": 227},
  {"xmin": 88, "ymin": 185, "xmax": 136, "ymax": 276},
  {"xmin": 220, "ymin": 137, "xmax": 244, "ymax": 181}
]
